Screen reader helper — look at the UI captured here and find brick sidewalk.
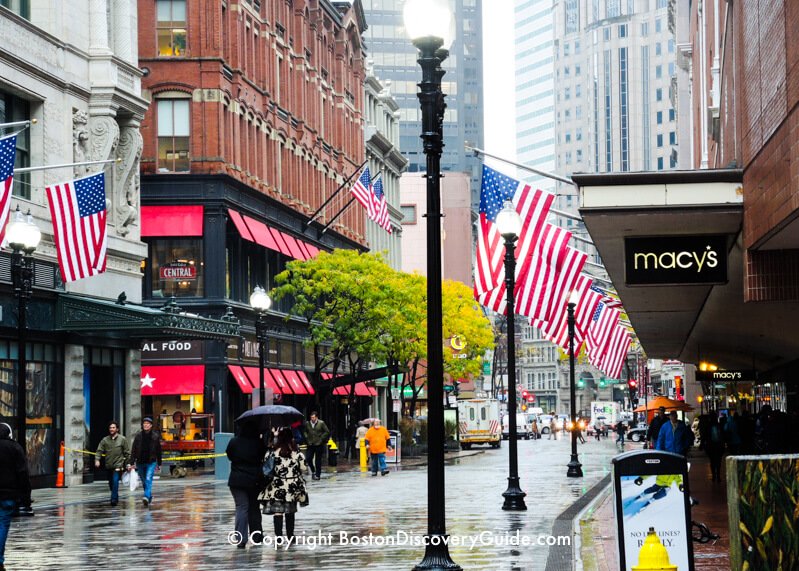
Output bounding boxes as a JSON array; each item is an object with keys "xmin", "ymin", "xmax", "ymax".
[{"xmin": 579, "ymin": 447, "xmax": 730, "ymax": 570}]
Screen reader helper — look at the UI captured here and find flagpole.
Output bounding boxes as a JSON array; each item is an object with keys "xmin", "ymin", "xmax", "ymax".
[
  {"xmin": 319, "ymin": 196, "xmax": 357, "ymax": 236},
  {"xmin": 467, "ymin": 145, "xmax": 574, "ymax": 185},
  {"xmin": 0, "ymin": 119, "xmax": 36, "ymax": 131},
  {"xmin": 14, "ymin": 157, "xmax": 120, "ymax": 174},
  {"xmin": 304, "ymin": 159, "xmax": 368, "ymax": 229}
]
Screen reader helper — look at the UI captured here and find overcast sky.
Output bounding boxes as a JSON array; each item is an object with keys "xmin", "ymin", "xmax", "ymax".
[{"xmin": 481, "ymin": 1, "xmax": 515, "ymax": 168}]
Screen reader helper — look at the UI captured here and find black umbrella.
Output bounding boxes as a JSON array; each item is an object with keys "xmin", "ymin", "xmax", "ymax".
[{"xmin": 235, "ymin": 405, "xmax": 304, "ymax": 430}]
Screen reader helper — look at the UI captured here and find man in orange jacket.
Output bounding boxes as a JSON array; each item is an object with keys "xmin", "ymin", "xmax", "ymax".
[{"xmin": 364, "ymin": 419, "xmax": 393, "ymax": 476}]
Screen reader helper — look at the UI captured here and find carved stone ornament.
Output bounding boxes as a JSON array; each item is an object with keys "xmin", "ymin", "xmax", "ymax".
[
  {"xmin": 114, "ymin": 125, "xmax": 143, "ymax": 235},
  {"xmin": 72, "ymin": 110, "xmax": 91, "ymax": 176}
]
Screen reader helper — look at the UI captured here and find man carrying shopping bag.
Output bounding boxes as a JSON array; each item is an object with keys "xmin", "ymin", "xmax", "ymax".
[{"xmin": 95, "ymin": 421, "xmax": 130, "ymax": 507}]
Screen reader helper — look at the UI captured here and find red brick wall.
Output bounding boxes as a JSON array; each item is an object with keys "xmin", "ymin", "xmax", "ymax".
[{"xmin": 138, "ymin": 0, "xmax": 366, "ymax": 243}]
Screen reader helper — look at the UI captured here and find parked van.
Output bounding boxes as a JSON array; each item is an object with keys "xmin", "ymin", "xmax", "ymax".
[
  {"xmin": 457, "ymin": 398, "xmax": 502, "ymax": 450},
  {"xmin": 502, "ymin": 413, "xmax": 532, "ymax": 440}
]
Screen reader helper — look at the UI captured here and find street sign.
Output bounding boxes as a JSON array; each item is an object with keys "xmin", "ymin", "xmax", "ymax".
[
  {"xmin": 482, "ymin": 361, "xmax": 491, "ymax": 376},
  {"xmin": 392, "ymin": 399, "xmax": 401, "ymax": 413},
  {"xmin": 391, "ymin": 388, "xmax": 400, "ymax": 400}
]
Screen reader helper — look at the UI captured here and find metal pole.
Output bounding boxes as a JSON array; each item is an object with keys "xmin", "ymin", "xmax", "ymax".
[
  {"xmin": 501, "ymin": 236, "xmax": 526, "ymax": 510},
  {"xmin": 257, "ymin": 313, "xmax": 266, "ymax": 407},
  {"xmin": 413, "ymin": 36, "xmax": 460, "ymax": 571},
  {"xmin": 0, "ymin": 119, "xmax": 35, "ymax": 130},
  {"xmin": 566, "ymin": 303, "xmax": 583, "ymax": 477},
  {"xmin": 305, "ymin": 159, "xmax": 368, "ymax": 229},
  {"xmin": 14, "ymin": 157, "xmax": 120, "ymax": 174},
  {"xmin": 319, "ymin": 196, "xmax": 357, "ymax": 236},
  {"xmin": 12, "ymin": 249, "xmax": 33, "ymax": 456},
  {"xmin": 466, "ymin": 145, "xmax": 575, "ymax": 185}
]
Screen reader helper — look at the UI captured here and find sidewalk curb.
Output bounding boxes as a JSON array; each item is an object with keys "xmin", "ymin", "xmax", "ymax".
[
  {"xmin": 544, "ymin": 473, "xmax": 611, "ymax": 571},
  {"xmin": 573, "ymin": 479, "xmax": 613, "ymax": 571}
]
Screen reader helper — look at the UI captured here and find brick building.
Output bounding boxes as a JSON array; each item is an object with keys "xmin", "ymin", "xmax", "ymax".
[
  {"xmin": 137, "ymin": 0, "xmax": 371, "ymax": 432},
  {"xmin": 573, "ymin": 1, "xmax": 799, "ymax": 414}
]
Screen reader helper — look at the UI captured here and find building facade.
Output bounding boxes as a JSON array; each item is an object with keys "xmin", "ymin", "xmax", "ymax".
[
  {"xmin": 362, "ymin": 0, "xmax": 485, "ymax": 209},
  {"xmin": 364, "ymin": 64, "xmax": 407, "ymax": 268},
  {"xmin": 137, "ymin": 0, "xmax": 371, "ymax": 436}
]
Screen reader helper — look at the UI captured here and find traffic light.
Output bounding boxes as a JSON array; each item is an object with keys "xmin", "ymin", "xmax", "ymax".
[
  {"xmin": 453, "ymin": 381, "xmax": 460, "ymax": 397},
  {"xmin": 628, "ymin": 379, "xmax": 638, "ymax": 400},
  {"xmin": 577, "ymin": 378, "xmax": 585, "ymax": 389}
]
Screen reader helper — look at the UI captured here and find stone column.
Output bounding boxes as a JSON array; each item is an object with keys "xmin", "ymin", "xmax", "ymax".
[
  {"xmin": 112, "ymin": 0, "xmax": 133, "ymax": 63},
  {"xmin": 63, "ymin": 345, "xmax": 86, "ymax": 488},
  {"xmin": 126, "ymin": 348, "xmax": 142, "ymax": 440},
  {"xmin": 89, "ymin": 0, "xmax": 111, "ymax": 55}
]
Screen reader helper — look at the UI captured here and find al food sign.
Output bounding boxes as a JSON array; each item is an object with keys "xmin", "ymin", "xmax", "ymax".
[
  {"xmin": 159, "ymin": 261, "xmax": 197, "ymax": 281},
  {"xmin": 624, "ymin": 235, "xmax": 727, "ymax": 285}
]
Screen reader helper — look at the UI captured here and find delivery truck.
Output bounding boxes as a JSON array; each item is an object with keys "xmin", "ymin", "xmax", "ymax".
[{"xmin": 457, "ymin": 398, "xmax": 502, "ymax": 449}]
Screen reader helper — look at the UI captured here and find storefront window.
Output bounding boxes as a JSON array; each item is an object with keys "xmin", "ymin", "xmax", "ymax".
[
  {"xmin": 149, "ymin": 238, "xmax": 204, "ymax": 297},
  {"xmin": 0, "ymin": 342, "xmax": 62, "ymax": 478}
]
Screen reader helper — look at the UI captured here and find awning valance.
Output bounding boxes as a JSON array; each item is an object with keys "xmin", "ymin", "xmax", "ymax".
[
  {"xmin": 333, "ymin": 382, "xmax": 377, "ymax": 397},
  {"xmin": 141, "ymin": 206, "xmax": 204, "ymax": 237},
  {"xmin": 227, "ymin": 208, "xmax": 321, "ymax": 261},
  {"xmin": 141, "ymin": 365, "xmax": 204, "ymax": 396}
]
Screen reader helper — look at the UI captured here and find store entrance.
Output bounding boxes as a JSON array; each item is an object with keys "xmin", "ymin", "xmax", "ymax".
[{"xmin": 83, "ymin": 359, "xmax": 125, "ymax": 484}]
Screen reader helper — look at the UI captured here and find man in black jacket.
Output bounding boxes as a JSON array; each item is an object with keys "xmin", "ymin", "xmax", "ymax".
[
  {"xmin": 129, "ymin": 417, "xmax": 162, "ymax": 507},
  {"xmin": 0, "ymin": 422, "xmax": 31, "ymax": 571},
  {"xmin": 646, "ymin": 407, "xmax": 668, "ymax": 449}
]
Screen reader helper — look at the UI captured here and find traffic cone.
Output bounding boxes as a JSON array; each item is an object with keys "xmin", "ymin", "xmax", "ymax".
[
  {"xmin": 55, "ymin": 441, "xmax": 66, "ymax": 488},
  {"xmin": 632, "ymin": 527, "xmax": 677, "ymax": 571}
]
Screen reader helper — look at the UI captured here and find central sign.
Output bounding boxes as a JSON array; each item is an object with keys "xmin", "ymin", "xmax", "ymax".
[
  {"xmin": 624, "ymin": 235, "xmax": 728, "ymax": 285},
  {"xmin": 159, "ymin": 261, "xmax": 197, "ymax": 281}
]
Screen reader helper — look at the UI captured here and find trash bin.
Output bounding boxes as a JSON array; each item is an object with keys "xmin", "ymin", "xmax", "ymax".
[
  {"xmin": 327, "ymin": 438, "xmax": 339, "ymax": 467},
  {"xmin": 612, "ymin": 450, "xmax": 694, "ymax": 571},
  {"xmin": 214, "ymin": 432, "xmax": 233, "ymax": 481}
]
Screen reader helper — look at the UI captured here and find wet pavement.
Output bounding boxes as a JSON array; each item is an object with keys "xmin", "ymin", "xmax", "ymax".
[{"xmin": 4, "ymin": 437, "xmax": 620, "ymax": 571}]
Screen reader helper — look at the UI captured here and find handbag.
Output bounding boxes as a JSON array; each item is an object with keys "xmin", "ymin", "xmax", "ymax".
[{"xmin": 262, "ymin": 452, "xmax": 276, "ymax": 482}]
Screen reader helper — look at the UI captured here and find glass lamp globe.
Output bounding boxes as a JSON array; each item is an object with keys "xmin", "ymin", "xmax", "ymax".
[
  {"xmin": 403, "ymin": 0, "xmax": 454, "ymax": 50},
  {"xmin": 496, "ymin": 201, "xmax": 522, "ymax": 239},
  {"xmin": 249, "ymin": 286, "xmax": 272, "ymax": 312},
  {"xmin": 7, "ymin": 208, "xmax": 41, "ymax": 252}
]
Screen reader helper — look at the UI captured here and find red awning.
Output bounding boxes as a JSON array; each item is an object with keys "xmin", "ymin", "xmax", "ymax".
[
  {"xmin": 305, "ymin": 243, "xmax": 320, "ymax": 258},
  {"xmin": 228, "ymin": 209, "xmax": 254, "ymax": 242},
  {"xmin": 228, "ymin": 365, "xmax": 253, "ymax": 394},
  {"xmin": 267, "ymin": 228, "xmax": 293, "ymax": 258},
  {"xmin": 296, "ymin": 371, "xmax": 315, "ymax": 394},
  {"xmin": 333, "ymin": 382, "xmax": 376, "ymax": 397},
  {"xmin": 281, "ymin": 370, "xmax": 309, "ymax": 395},
  {"xmin": 141, "ymin": 365, "xmax": 204, "ymax": 396},
  {"xmin": 296, "ymin": 241, "xmax": 312, "ymax": 260},
  {"xmin": 281, "ymin": 234, "xmax": 306, "ymax": 260},
  {"xmin": 242, "ymin": 367, "xmax": 281, "ymax": 394},
  {"xmin": 243, "ymin": 215, "xmax": 282, "ymax": 253},
  {"xmin": 141, "ymin": 206, "xmax": 204, "ymax": 237},
  {"xmin": 267, "ymin": 369, "xmax": 294, "ymax": 395}
]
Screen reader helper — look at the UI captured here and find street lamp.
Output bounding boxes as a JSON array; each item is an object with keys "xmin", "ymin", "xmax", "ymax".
[
  {"xmin": 566, "ymin": 291, "xmax": 583, "ymax": 478},
  {"xmin": 249, "ymin": 286, "xmax": 272, "ymax": 407},
  {"xmin": 7, "ymin": 207, "xmax": 42, "ymax": 456},
  {"xmin": 405, "ymin": 0, "xmax": 459, "ymax": 568},
  {"xmin": 496, "ymin": 201, "xmax": 527, "ymax": 510}
]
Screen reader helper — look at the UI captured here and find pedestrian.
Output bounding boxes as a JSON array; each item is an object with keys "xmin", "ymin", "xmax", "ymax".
[
  {"xmin": 548, "ymin": 416, "xmax": 558, "ymax": 440},
  {"xmin": 95, "ymin": 420, "xmax": 130, "ymax": 506},
  {"xmin": 344, "ymin": 420, "xmax": 357, "ymax": 460},
  {"xmin": 576, "ymin": 420, "xmax": 586, "ymax": 444},
  {"xmin": 226, "ymin": 421, "xmax": 267, "ymax": 548},
  {"xmin": 646, "ymin": 406, "xmax": 668, "ymax": 449},
  {"xmin": 615, "ymin": 422, "xmax": 627, "ymax": 445},
  {"xmin": 260, "ymin": 427, "xmax": 309, "ymax": 543},
  {"xmin": 0, "ymin": 423, "xmax": 31, "ymax": 571},
  {"xmin": 725, "ymin": 412, "xmax": 742, "ymax": 455},
  {"xmin": 705, "ymin": 416, "xmax": 724, "ymax": 483},
  {"xmin": 356, "ymin": 422, "xmax": 369, "ymax": 461},
  {"xmin": 656, "ymin": 411, "xmax": 694, "ymax": 456},
  {"xmin": 129, "ymin": 416, "xmax": 162, "ymax": 507},
  {"xmin": 530, "ymin": 419, "xmax": 540, "ymax": 440},
  {"xmin": 365, "ymin": 419, "xmax": 393, "ymax": 476},
  {"xmin": 303, "ymin": 412, "xmax": 330, "ymax": 481}
]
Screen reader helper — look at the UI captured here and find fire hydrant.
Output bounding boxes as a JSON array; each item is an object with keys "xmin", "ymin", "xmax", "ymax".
[{"xmin": 632, "ymin": 527, "xmax": 678, "ymax": 571}]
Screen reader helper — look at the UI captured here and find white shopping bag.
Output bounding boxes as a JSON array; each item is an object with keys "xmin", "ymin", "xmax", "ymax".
[
  {"xmin": 121, "ymin": 470, "xmax": 130, "ymax": 487},
  {"xmin": 128, "ymin": 469, "xmax": 141, "ymax": 492}
]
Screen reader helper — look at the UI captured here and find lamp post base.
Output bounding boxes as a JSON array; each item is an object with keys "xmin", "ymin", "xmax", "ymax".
[
  {"xmin": 567, "ymin": 455, "xmax": 583, "ymax": 478},
  {"xmin": 502, "ymin": 477, "xmax": 528, "ymax": 511},
  {"xmin": 414, "ymin": 538, "xmax": 462, "ymax": 571}
]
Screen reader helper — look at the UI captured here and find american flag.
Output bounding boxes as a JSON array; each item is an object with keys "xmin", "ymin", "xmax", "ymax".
[
  {"xmin": 512, "ymin": 223, "xmax": 571, "ymax": 320},
  {"xmin": 349, "ymin": 166, "xmax": 372, "ymax": 209},
  {"xmin": 46, "ymin": 172, "xmax": 108, "ymax": 283},
  {"xmin": 0, "ymin": 134, "xmax": 18, "ymax": 246},
  {"xmin": 599, "ymin": 324, "xmax": 631, "ymax": 379},
  {"xmin": 369, "ymin": 173, "xmax": 391, "ymax": 232},
  {"xmin": 572, "ymin": 276, "xmax": 604, "ymax": 336},
  {"xmin": 586, "ymin": 292, "xmax": 620, "ymax": 366},
  {"xmin": 474, "ymin": 165, "xmax": 553, "ymax": 297}
]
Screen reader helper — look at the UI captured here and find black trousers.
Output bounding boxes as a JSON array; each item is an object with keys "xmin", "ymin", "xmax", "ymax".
[{"xmin": 306, "ymin": 444, "xmax": 325, "ymax": 476}]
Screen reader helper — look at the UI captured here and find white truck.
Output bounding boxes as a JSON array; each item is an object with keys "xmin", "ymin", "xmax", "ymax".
[
  {"xmin": 588, "ymin": 401, "xmax": 621, "ymax": 435},
  {"xmin": 457, "ymin": 398, "xmax": 502, "ymax": 449}
]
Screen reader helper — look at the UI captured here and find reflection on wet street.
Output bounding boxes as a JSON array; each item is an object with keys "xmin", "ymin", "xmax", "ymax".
[{"xmin": 5, "ymin": 438, "xmax": 619, "ymax": 570}]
